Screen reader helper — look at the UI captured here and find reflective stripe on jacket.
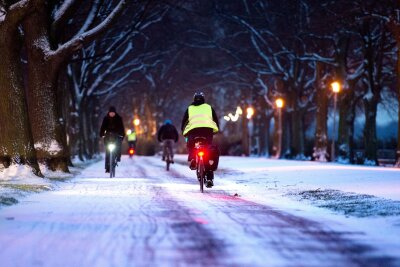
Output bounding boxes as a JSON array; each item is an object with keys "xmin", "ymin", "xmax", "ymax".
[
  {"xmin": 127, "ymin": 132, "xmax": 136, "ymax": 141},
  {"xmin": 183, "ymin": 104, "xmax": 219, "ymax": 136}
]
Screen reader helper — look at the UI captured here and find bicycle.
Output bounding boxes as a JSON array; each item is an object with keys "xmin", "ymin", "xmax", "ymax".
[
  {"xmin": 108, "ymin": 142, "xmax": 117, "ymax": 178},
  {"xmin": 193, "ymin": 137, "xmax": 213, "ymax": 192},
  {"xmin": 163, "ymin": 139, "xmax": 174, "ymax": 171},
  {"xmin": 105, "ymin": 133, "xmax": 123, "ymax": 178}
]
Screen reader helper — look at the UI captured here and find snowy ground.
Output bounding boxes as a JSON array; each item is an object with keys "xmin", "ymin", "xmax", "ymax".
[{"xmin": 0, "ymin": 155, "xmax": 399, "ymax": 266}]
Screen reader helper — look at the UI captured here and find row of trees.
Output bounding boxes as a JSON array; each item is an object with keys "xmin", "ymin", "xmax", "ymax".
[
  {"xmin": 157, "ymin": 0, "xmax": 399, "ymax": 165},
  {"xmin": 0, "ymin": 0, "xmax": 173, "ymax": 176},
  {"xmin": 1, "ymin": 0, "xmax": 399, "ymax": 177},
  {"xmin": 108, "ymin": 0, "xmax": 400, "ymax": 166}
]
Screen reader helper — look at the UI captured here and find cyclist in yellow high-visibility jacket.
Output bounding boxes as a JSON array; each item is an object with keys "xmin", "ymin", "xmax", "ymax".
[
  {"xmin": 181, "ymin": 92, "xmax": 219, "ymax": 170},
  {"xmin": 126, "ymin": 129, "xmax": 137, "ymax": 150}
]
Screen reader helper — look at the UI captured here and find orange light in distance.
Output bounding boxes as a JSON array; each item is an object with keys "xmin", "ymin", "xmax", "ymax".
[
  {"xmin": 275, "ymin": 98, "xmax": 284, "ymax": 109},
  {"xmin": 133, "ymin": 119, "xmax": 140, "ymax": 126},
  {"xmin": 331, "ymin": 81, "xmax": 341, "ymax": 93}
]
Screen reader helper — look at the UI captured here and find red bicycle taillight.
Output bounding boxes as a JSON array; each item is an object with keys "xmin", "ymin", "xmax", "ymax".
[
  {"xmin": 129, "ymin": 148, "xmax": 135, "ymax": 155},
  {"xmin": 198, "ymin": 151, "xmax": 205, "ymax": 157}
]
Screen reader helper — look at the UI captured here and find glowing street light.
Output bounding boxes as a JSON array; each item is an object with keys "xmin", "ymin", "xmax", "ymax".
[
  {"xmin": 246, "ymin": 107, "xmax": 254, "ymax": 119},
  {"xmin": 274, "ymin": 98, "xmax": 284, "ymax": 159},
  {"xmin": 133, "ymin": 118, "xmax": 140, "ymax": 126},
  {"xmin": 275, "ymin": 98, "xmax": 284, "ymax": 109},
  {"xmin": 331, "ymin": 81, "xmax": 341, "ymax": 93},
  {"xmin": 330, "ymin": 81, "xmax": 341, "ymax": 162}
]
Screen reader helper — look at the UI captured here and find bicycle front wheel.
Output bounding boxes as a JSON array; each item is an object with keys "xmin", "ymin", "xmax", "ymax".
[{"xmin": 110, "ymin": 152, "xmax": 116, "ymax": 178}]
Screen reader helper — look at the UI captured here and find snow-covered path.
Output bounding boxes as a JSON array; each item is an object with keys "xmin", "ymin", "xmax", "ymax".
[{"xmin": 0, "ymin": 156, "xmax": 398, "ymax": 267}]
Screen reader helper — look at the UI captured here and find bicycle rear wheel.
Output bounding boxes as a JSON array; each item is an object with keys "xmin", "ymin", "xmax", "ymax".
[{"xmin": 198, "ymin": 159, "xmax": 205, "ymax": 193}]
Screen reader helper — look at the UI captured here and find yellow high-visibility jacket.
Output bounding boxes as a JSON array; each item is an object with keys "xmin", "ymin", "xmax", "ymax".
[
  {"xmin": 183, "ymin": 104, "xmax": 219, "ymax": 136},
  {"xmin": 127, "ymin": 132, "xmax": 136, "ymax": 141}
]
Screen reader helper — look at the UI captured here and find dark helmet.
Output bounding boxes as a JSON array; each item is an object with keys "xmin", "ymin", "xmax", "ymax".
[
  {"xmin": 109, "ymin": 106, "xmax": 116, "ymax": 113},
  {"xmin": 193, "ymin": 92, "xmax": 205, "ymax": 102},
  {"xmin": 164, "ymin": 119, "xmax": 172, "ymax": 125}
]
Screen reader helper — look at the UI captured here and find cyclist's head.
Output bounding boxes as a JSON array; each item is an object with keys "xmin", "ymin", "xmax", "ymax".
[
  {"xmin": 108, "ymin": 106, "xmax": 116, "ymax": 117},
  {"xmin": 193, "ymin": 92, "xmax": 205, "ymax": 103},
  {"xmin": 164, "ymin": 119, "xmax": 172, "ymax": 125}
]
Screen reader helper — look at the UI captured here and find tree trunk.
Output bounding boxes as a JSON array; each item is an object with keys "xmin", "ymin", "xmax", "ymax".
[
  {"xmin": 23, "ymin": 9, "xmax": 69, "ymax": 172},
  {"xmin": 363, "ymin": 97, "xmax": 379, "ymax": 165},
  {"xmin": 272, "ymin": 109, "xmax": 283, "ymax": 158},
  {"xmin": 241, "ymin": 105, "xmax": 250, "ymax": 156},
  {"xmin": 257, "ymin": 111, "xmax": 271, "ymax": 157},
  {"xmin": 337, "ymin": 88, "xmax": 356, "ymax": 163},
  {"xmin": 290, "ymin": 106, "xmax": 305, "ymax": 158},
  {"xmin": 396, "ymin": 35, "xmax": 400, "ymax": 166},
  {"xmin": 0, "ymin": 21, "xmax": 41, "ymax": 175},
  {"xmin": 313, "ymin": 63, "xmax": 329, "ymax": 162}
]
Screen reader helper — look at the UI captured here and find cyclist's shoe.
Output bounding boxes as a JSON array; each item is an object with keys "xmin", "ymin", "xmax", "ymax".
[
  {"xmin": 206, "ymin": 180, "xmax": 213, "ymax": 188},
  {"xmin": 162, "ymin": 156, "xmax": 165, "ymax": 161},
  {"xmin": 105, "ymin": 168, "xmax": 110, "ymax": 173},
  {"xmin": 189, "ymin": 159, "xmax": 196, "ymax": 170},
  {"xmin": 171, "ymin": 159, "xmax": 174, "ymax": 164}
]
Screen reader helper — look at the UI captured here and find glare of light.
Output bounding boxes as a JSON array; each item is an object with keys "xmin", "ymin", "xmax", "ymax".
[
  {"xmin": 331, "ymin": 81, "xmax": 341, "ymax": 93},
  {"xmin": 236, "ymin": 106, "xmax": 243, "ymax": 115},
  {"xmin": 223, "ymin": 116, "xmax": 231, "ymax": 121},
  {"xmin": 246, "ymin": 107, "xmax": 254, "ymax": 119},
  {"xmin": 108, "ymin": 143, "xmax": 116, "ymax": 152},
  {"xmin": 229, "ymin": 113, "xmax": 239, "ymax": 122},
  {"xmin": 133, "ymin": 119, "xmax": 140, "ymax": 126},
  {"xmin": 275, "ymin": 98, "xmax": 284, "ymax": 109},
  {"xmin": 198, "ymin": 151, "xmax": 205, "ymax": 157},
  {"xmin": 129, "ymin": 148, "xmax": 135, "ymax": 155},
  {"xmin": 126, "ymin": 129, "xmax": 132, "ymax": 135}
]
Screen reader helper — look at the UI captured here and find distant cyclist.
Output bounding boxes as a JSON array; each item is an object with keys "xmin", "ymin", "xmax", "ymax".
[
  {"xmin": 181, "ymin": 92, "xmax": 219, "ymax": 170},
  {"xmin": 99, "ymin": 106, "xmax": 125, "ymax": 173},
  {"xmin": 126, "ymin": 129, "xmax": 137, "ymax": 150},
  {"xmin": 157, "ymin": 120, "xmax": 179, "ymax": 163}
]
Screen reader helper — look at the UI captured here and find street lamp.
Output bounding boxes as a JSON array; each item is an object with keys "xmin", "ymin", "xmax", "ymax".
[
  {"xmin": 330, "ymin": 81, "xmax": 341, "ymax": 162},
  {"xmin": 246, "ymin": 107, "xmax": 254, "ymax": 119},
  {"xmin": 274, "ymin": 98, "xmax": 284, "ymax": 159},
  {"xmin": 246, "ymin": 107, "xmax": 255, "ymax": 155}
]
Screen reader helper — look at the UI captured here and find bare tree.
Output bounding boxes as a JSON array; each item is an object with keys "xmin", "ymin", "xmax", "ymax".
[{"xmin": 0, "ymin": 0, "xmax": 41, "ymax": 175}]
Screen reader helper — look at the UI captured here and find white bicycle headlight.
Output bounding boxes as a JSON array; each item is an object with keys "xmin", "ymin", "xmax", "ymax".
[{"xmin": 108, "ymin": 143, "xmax": 116, "ymax": 152}]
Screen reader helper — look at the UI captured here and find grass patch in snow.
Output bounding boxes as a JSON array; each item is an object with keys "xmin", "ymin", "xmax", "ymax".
[
  {"xmin": 0, "ymin": 196, "xmax": 18, "ymax": 206},
  {"xmin": 0, "ymin": 183, "xmax": 51, "ymax": 193},
  {"xmin": 288, "ymin": 189, "xmax": 400, "ymax": 217}
]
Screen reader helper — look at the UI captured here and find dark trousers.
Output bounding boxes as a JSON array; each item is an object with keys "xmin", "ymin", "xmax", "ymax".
[
  {"xmin": 186, "ymin": 128, "xmax": 213, "ymax": 161},
  {"xmin": 163, "ymin": 139, "xmax": 175, "ymax": 158},
  {"xmin": 128, "ymin": 141, "xmax": 136, "ymax": 149}
]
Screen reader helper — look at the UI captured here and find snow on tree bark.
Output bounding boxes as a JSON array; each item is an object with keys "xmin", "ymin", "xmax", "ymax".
[
  {"xmin": 313, "ymin": 62, "xmax": 329, "ymax": 162},
  {"xmin": 0, "ymin": 0, "xmax": 41, "ymax": 176},
  {"xmin": 21, "ymin": 0, "xmax": 126, "ymax": 171}
]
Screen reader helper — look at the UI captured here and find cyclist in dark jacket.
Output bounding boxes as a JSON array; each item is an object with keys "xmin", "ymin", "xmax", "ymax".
[
  {"xmin": 100, "ymin": 106, "xmax": 125, "ymax": 172},
  {"xmin": 157, "ymin": 120, "xmax": 179, "ymax": 163}
]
